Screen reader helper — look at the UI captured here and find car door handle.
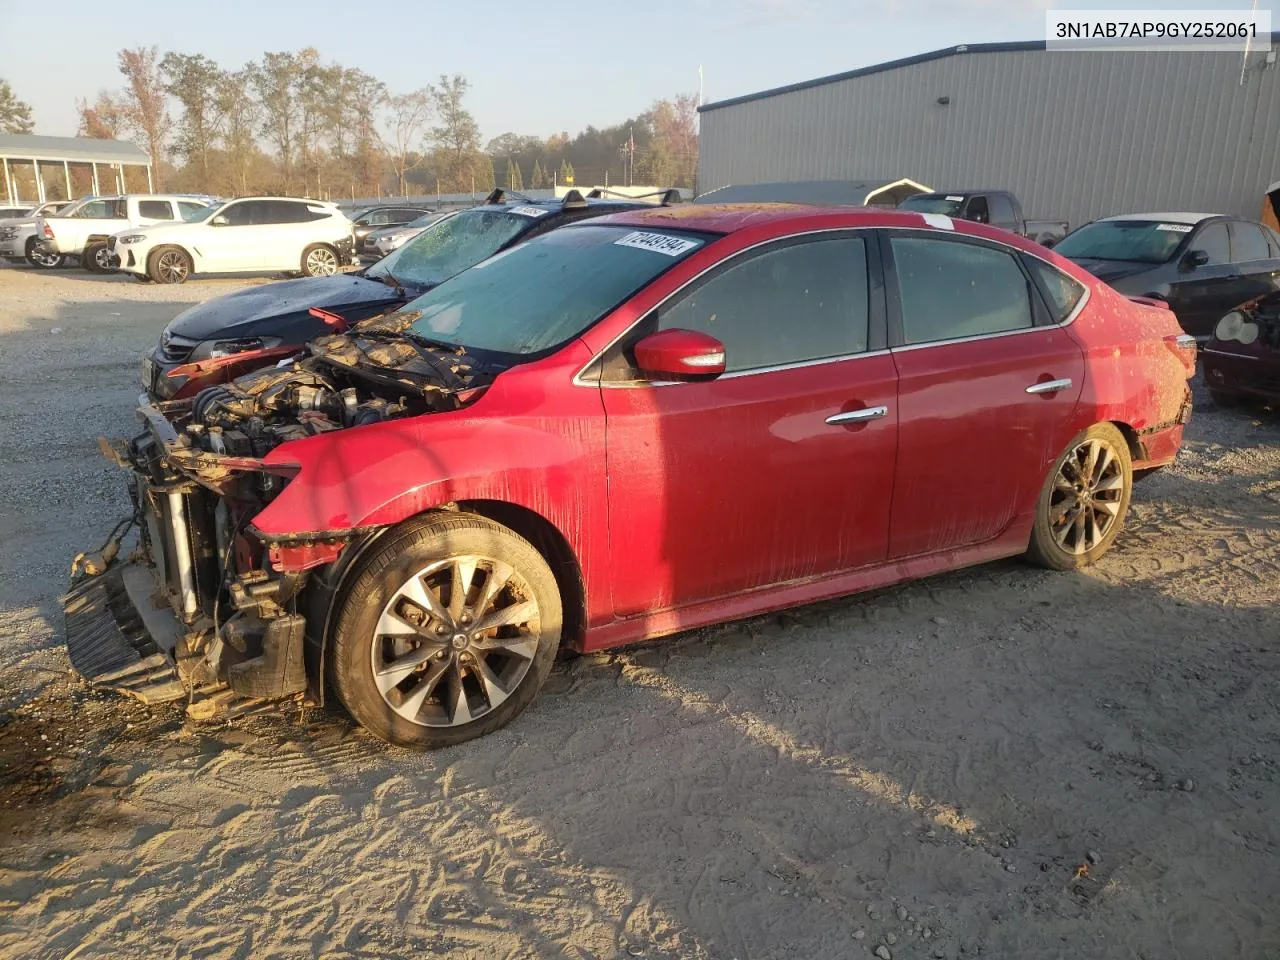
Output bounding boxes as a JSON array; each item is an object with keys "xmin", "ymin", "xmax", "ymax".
[
  {"xmin": 1025, "ymin": 378, "xmax": 1073, "ymax": 395},
  {"xmin": 826, "ymin": 406, "xmax": 888, "ymax": 425}
]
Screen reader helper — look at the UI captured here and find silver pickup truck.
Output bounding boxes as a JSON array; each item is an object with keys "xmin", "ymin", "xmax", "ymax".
[{"xmin": 0, "ymin": 199, "xmax": 78, "ymax": 267}]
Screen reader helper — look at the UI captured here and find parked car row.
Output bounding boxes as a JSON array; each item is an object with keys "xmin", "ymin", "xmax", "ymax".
[
  {"xmin": 1, "ymin": 194, "xmax": 464, "ymax": 280},
  {"xmin": 65, "ymin": 188, "xmax": 1211, "ymax": 751}
]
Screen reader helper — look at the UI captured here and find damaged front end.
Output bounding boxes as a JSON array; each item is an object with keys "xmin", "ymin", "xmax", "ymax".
[{"xmin": 64, "ymin": 314, "xmax": 494, "ymax": 719}]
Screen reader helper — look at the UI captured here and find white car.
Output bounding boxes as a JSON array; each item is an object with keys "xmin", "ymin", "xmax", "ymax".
[{"xmin": 111, "ymin": 197, "xmax": 355, "ymax": 284}]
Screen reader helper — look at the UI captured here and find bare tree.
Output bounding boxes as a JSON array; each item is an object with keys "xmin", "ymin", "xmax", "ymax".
[
  {"xmin": 428, "ymin": 74, "xmax": 480, "ymax": 192},
  {"xmin": 76, "ymin": 93, "xmax": 126, "ymax": 139},
  {"xmin": 116, "ymin": 47, "xmax": 171, "ymax": 188},
  {"xmin": 252, "ymin": 50, "xmax": 309, "ymax": 192},
  {"xmin": 385, "ymin": 89, "xmax": 432, "ymax": 197},
  {"xmin": 215, "ymin": 68, "xmax": 260, "ymax": 196}
]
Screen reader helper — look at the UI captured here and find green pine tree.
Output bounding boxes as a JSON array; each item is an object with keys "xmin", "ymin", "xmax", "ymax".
[
  {"xmin": 530, "ymin": 158, "xmax": 547, "ymax": 188},
  {"xmin": 475, "ymin": 155, "xmax": 496, "ymax": 191},
  {"xmin": 506, "ymin": 158, "xmax": 523, "ymax": 190}
]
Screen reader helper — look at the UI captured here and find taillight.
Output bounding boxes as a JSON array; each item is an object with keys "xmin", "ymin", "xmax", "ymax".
[
  {"xmin": 41, "ymin": 221, "xmax": 53, "ymax": 239},
  {"xmin": 1164, "ymin": 333, "xmax": 1198, "ymax": 378}
]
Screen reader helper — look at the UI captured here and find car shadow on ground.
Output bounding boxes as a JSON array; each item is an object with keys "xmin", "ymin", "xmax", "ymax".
[{"xmin": 2, "ymin": 505, "xmax": 1277, "ymax": 959}]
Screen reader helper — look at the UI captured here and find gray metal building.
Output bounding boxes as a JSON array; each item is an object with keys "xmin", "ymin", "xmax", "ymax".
[{"xmin": 697, "ymin": 38, "xmax": 1280, "ymax": 228}]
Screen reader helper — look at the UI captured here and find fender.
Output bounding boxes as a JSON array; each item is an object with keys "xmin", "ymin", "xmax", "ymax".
[{"xmin": 250, "ymin": 344, "xmax": 612, "ymax": 613}]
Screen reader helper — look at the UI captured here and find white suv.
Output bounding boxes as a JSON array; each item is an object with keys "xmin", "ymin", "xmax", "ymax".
[{"xmin": 111, "ymin": 197, "xmax": 355, "ymax": 284}]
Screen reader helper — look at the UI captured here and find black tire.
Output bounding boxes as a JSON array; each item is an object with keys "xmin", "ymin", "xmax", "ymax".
[
  {"xmin": 1208, "ymin": 389, "xmax": 1242, "ymax": 408},
  {"xmin": 300, "ymin": 243, "xmax": 340, "ymax": 277},
  {"xmin": 25, "ymin": 237, "xmax": 63, "ymax": 269},
  {"xmin": 1026, "ymin": 423, "xmax": 1133, "ymax": 571},
  {"xmin": 330, "ymin": 512, "xmax": 563, "ymax": 749},
  {"xmin": 148, "ymin": 245, "xmax": 192, "ymax": 284},
  {"xmin": 82, "ymin": 241, "xmax": 113, "ymax": 273}
]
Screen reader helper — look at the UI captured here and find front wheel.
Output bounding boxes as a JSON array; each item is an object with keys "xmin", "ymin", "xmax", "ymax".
[
  {"xmin": 25, "ymin": 237, "xmax": 63, "ymax": 269},
  {"xmin": 82, "ymin": 241, "xmax": 113, "ymax": 273},
  {"xmin": 301, "ymin": 243, "xmax": 339, "ymax": 277},
  {"xmin": 148, "ymin": 246, "xmax": 192, "ymax": 284},
  {"xmin": 330, "ymin": 513, "xmax": 563, "ymax": 749},
  {"xmin": 1026, "ymin": 423, "xmax": 1133, "ymax": 570}
]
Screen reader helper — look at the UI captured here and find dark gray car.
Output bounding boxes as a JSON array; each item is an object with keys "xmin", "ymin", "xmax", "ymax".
[{"xmin": 1055, "ymin": 212, "xmax": 1280, "ymax": 339}]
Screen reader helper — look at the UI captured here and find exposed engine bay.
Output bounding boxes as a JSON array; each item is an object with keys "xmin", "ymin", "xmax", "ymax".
[
  {"xmin": 176, "ymin": 312, "xmax": 492, "ymax": 458},
  {"xmin": 66, "ymin": 312, "xmax": 501, "ymax": 720}
]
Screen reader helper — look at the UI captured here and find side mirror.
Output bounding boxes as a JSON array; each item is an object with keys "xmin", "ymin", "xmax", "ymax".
[
  {"xmin": 1182, "ymin": 249, "xmax": 1210, "ymax": 271},
  {"xmin": 1040, "ymin": 236, "xmax": 1058, "ymax": 249},
  {"xmin": 633, "ymin": 328, "xmax": 726, "ymax": 382},
  {"xmin": 970, "ymin": 211, "xmax": 989, "ymax": 224},
  {"xmin": 355, "ymin": 218, "xmax": 370, "ymax": 227},
  {"xmin": 211, "ymin": 214, "xmax": 230, "ymax": 226}
]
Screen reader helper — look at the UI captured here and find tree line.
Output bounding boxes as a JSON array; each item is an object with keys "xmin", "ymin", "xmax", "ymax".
[{"xmin": 14, "ymin": 48, "xmax": 698, "ymax": 199}]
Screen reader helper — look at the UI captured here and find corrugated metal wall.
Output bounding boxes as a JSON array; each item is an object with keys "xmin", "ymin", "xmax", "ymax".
[{"xmin": 698, "ymin": 47, "xmax": 1280, "ymax": 228}]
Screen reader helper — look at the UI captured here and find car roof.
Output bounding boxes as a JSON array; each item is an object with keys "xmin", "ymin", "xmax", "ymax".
[
  {"xmin": 1100, "ymin": 212, "xmax": 1222, "ymax": 225},
  {"xmin": 583, "ymin": 203, "xmax": 1070, "ymax": 249},
  {"xmin": 469, "ymin": 197, "xmax": 649, "ymax": 216}
]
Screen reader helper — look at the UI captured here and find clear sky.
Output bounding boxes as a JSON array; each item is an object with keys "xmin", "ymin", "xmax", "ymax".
[{"xmin": 0, "ymin": 0, "xmax": 1271, "ymax": 143}]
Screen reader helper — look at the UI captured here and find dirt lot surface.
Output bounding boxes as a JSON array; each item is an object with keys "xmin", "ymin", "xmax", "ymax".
[{"xmin": 0, "ymin": 263, "xmax": 1277, "ymax": 960}]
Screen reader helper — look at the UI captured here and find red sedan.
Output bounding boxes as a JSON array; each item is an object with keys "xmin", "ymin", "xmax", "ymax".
[{"xmin": 67, "ymin": 204, "xmax": 1197, "ymax": 748}]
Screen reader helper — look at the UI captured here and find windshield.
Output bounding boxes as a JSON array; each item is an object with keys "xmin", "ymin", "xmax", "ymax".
[
  {"xmin": 184, "ymin": 201, "xmax": 225, "ymax": 222},
  {"xmin": 1054, "ymin": 220, "xmax": 1189, "ymax": 264},
  {"xmin": 50, "ymin": 198, "xmax": 92, "ymax": 218},
  {"xmin": 401, "ymin": 224, "xmax": 711, "ymax": 357},
  {"xmin": 406, "ymin": 210, "xmax": 447, "ymax": 228},
  {"xmin": 899, "ymin": 195, "xmax": 965, "ymax": 215},
  {"xmin": 365, "ymin": 209, "xmax": 532, "ymax": 287}
]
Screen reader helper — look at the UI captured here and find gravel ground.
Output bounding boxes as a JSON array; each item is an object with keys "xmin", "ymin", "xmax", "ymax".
[{"xmin": 0, "ymin": 262, "xmax": 1277, "ymax": 960}]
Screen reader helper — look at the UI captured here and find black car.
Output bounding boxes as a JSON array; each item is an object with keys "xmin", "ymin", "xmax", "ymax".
[
  {"xmin": 144, "ymin": 189, "xmax": 675, "ymax": 399},
  {"xmin": 1054, "ymin": 212, "xmax": 1280, "ymax": 339},
  {"xmin": 349, "ymin": 204, "xmax": 435, "ymax": 260}
]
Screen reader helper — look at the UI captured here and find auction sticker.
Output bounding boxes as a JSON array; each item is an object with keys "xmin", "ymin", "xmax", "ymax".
[
  {"xmin": 613, "ymin": 231, "xmax": 701, "ymax": 256},
  {"xmin": 1156, "ymin": 223, "xmax": 1193, "ymax": 232},
  {"xmin": 920, "ymin": 213, "xmax": 955, "ymax": 230},
  {"xmin": 509, "ymin": 205, "xmax": 551, "ymax": 218}
]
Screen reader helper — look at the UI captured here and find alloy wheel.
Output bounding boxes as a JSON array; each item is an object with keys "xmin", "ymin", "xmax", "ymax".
[
  {"xmin": 156, "ymin": 250, "xmax": 189, "ymax": 283},
  {"xmin": 94, "ymin": 246, "xmax": 113, "ymax": 270},
  {"xmin": 1049, "ymin": 437, "xmax": 1125, "ymax": 554},
  {"xmin": 370, "ymin": 555, "xmax": 541, "ymax": 727},
  {"xmin": 306, "ymin": 247, "xmax": 338, "ymax": 276}
]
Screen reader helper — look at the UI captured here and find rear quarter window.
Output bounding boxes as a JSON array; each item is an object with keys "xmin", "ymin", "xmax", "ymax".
[{"xmin": 1023, "ymin": 256, "xmax": 1086, "ymax": 323}]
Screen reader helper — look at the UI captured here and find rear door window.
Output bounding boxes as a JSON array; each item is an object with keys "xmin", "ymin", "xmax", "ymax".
[
  {"xmin": 1228, "ymin": 221, "xmax": 1271, "ymax": 262},
  {"xmin": 890, "ymin": 236, "xmax": 1033, "ymax": 344},
  {"xmin": 137, "ymin": 199, "xmax": 175, "ymax": 220},
  {"xmin": 989, "ymin": 194, "xmax": 1016, "ymax": 226}
]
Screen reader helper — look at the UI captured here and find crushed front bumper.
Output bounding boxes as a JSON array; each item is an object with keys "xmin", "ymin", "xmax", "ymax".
[
  {"xmin": 64, "ymin": 410, "xmax": 313, "ymax": 717},
  {"xmin": 62, "ymin": 565, "xmax": 187, "ymax": 704},
  {"xmin": 1202, "ymin": 346, "xmax": 1280, "ymax": 402}
]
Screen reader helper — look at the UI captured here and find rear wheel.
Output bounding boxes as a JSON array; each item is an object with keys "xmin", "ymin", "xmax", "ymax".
[
  {"xmin": 25, "ymin": 237, "xmax": 63, "ymax": 269},
  {"xmin": 81, "ymin": 241, "xmax": 113, "ymax": 273},
  {"xmin": 148, "ymin": 246, "xmax": 192, "ymax": 284},
  {"xmin": 1026, "ymin": 423, "xmax": 1133, "ymax": 570},
  {"xmin": 331, "ymin": 513, "xmax": 562, "ymax": 749},
  {"xmin": 301, "ymin": 243, "xmax": 339, "ymax": 277}
]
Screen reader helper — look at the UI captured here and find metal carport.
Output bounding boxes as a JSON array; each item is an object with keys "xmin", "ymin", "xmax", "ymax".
[{"xmin": 0, "ymin": 134, "xmax": 152, "ymax": 205}]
